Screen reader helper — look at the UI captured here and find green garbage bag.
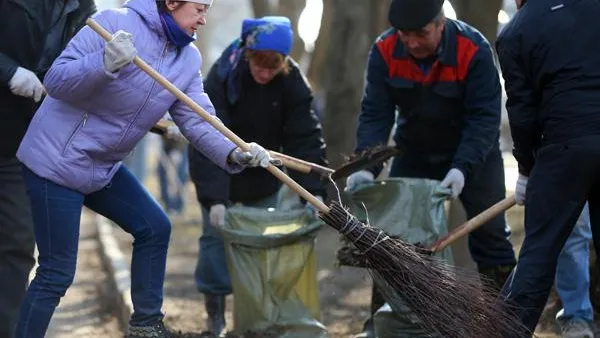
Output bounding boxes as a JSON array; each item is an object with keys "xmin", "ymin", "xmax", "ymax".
[
  {"xmin": 345, "ymin": 177, "xmax": 452, "ymax": 338},
  {"xmin": 217, "ymin": 206, "xmax": 328, "ymax": 338}
]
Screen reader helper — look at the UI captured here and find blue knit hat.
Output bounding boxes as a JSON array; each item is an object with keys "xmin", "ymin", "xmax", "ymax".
[{"xmin": 241, "ymin": 16, "xmax": 293, "ymax": 56}]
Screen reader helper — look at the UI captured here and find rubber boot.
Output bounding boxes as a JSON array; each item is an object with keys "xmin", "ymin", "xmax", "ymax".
[
  {"xmin": 478, "ymin": 264, "xmax": 515, "ymax": 292},
  {"xmin": 205, "ymin": 295, "xmax": 226, "ymax": 337}
]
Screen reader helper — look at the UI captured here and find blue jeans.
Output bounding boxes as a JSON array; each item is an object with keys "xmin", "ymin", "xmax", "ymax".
[
  {"xmin": 194, "ymin": 194, "xmax": 278, "ymax": 296},
  {"xmin": 555, "ymin": 203, "xmax": 593, "ymax": 324},
  {"xmin": 16, "ymin": 165, "xmax": 171, "ymax": 338},
  {"xmin": 157, "ymin": 141, "xmax": 188, "ymax": 213}
]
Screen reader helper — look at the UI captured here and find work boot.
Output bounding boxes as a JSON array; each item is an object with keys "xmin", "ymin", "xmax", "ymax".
[
  {"xmin": 205, "ymin": 294, "xmax": 226, "ymax": 337},
  {"xmin": 559, "ymin": 318, "xmax": 594, "ymax": 338},
  {"xmin": 478, "ymin": 264, "xmax": 515, "ymax": 292},
  {"xmin": 127, "ymin": 320, "xmax": 171, "ymax": 338}
]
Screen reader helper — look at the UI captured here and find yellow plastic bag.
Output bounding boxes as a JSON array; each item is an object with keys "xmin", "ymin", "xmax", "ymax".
[{"xmin": 217, "ymin": 207, "xmax": 327, "ymax": 337}]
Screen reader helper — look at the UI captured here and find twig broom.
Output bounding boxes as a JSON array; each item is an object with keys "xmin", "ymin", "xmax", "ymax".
[{"xmin": 86, "ymin": 18, "xmax": 527, "ymax": 338}]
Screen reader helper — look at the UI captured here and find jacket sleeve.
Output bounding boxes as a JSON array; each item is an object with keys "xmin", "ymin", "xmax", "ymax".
[
  {"xmin": 185, "ymin": 61, "xmax": 233, "ymax": 208},
  {"xmin": 496, "ymin": 37, "xmax": 540, "ymax": 176},
  {"xmin": 281, "ymin": 67, "xmax": 328, "ymax": 199},
  {"xmin": 451, "ymin": 42, "xmax": 502, "ymax": 180},
  {"xmin": 169, "ymin": 67, "xmax": 241, "ymax": 178},
  {"xmin": 356, "ymin": 43, "xmax": 397, "ymax": 176},
  {"xmin": 0, "ymin": 52, "xmax": 18, "ymax": 86},
  {"xmin": 43, "ymin": 11, "xmax": 122, "ymax": 103}
]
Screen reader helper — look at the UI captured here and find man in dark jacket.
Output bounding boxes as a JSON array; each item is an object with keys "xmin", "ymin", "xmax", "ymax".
[
  {"xmin": 188, "ymin": 16, "xmax": 328, "ymax": 336},
  {"xmin": 0, "ymin": 1, "xmax": 95, "ymax": 336},
  {"xmin": 496, "ymin": 0, "xmax": 600, "ymax": 336},
  {"xmin": 346, "ymin": 0, "xmax": 517, "ymax": 336}
]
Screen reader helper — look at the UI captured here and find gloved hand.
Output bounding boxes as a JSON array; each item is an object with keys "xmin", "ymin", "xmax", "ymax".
[
  {"xmin": 209, "ymin": 204, "xmax": 226, "ymax": 227},
  {"xmin": 345, "ymin": 170, "xmax": 374, "ymax": 192},
  {"xmin": 164, "ymin": 125, "xmax": 187, "ymax": 144},
  {"xmin": 104, "ymin": 30, "xmax": 137, "ymax": 73},
  {"xmin": 228, "ymin": 142, "xmax": 272, "ymax": 168},
  {"xmin": 515, "ymin": 174, "xmax": 528, "ymax": 205},
  {"xmin": 8, "ymin": 67, "xmax": 45, "ymax": 102},
  {"xmin": 306, "ymin": 195, "xmax": 324, "ymax": 219},
  {"xmin": 440, "ymin": 168, "xmax": 465, "ymax": 199}
]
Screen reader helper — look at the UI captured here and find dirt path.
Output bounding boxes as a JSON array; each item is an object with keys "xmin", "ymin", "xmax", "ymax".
[{"xmin": 39, "ymin": 210, "xmax": 122, "ymax": 338}]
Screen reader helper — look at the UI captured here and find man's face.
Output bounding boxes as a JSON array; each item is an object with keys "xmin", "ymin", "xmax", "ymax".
[{"xmin": 397, "ymin": 18, "xmax": 445, "ymax": 59}]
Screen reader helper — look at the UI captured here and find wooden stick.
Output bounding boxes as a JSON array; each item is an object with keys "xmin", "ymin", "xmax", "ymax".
[
  {"xmin": 86, "ymin": 18, "xmax": 330, "ymax": 213},
  {"xmin": 428, "ymin": 195, "xmax": 517, "ymax": 253},
  {"xmin": 149, "ymin": 119, "xmax": 334, "ymax": 177}
]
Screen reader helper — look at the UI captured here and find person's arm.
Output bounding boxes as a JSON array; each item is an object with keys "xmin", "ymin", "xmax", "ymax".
[
  {"xmin": 0, "ymin": 52, "xmax": 19, "ymax": 86},
  {"xmin": 451, "ymin": 41, "xmax": 503, "ymax": 179},
  {"xmin": 169, "ymin": 69, "xmax": 242, "ymax": 176},
  {"xmin": 43, "ymin": 12, "xmax": 123, "ymax": 102},
  {"xmin": 356, "ymin": 43, "xmax": 397, "ymax": 176},
  {"xmin": 187, "ymin": 62, "xmax": 233, "ymax": 208},
  {"xmin": 281, "ymin": 66, "xmax": 328, "ymax": 199},
  {"xmin": 496, "ymin": 37, "xmax": 541, "ymax": 176}
]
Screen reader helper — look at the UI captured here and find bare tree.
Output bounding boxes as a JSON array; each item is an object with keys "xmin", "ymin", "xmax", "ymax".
[
  {"xmin": 321, "ymin": 0, "xmax": 374, "ymax": 173},
  {"xmin": 450, "ymin": 0, "xmax": 503, "ymax": 47}
]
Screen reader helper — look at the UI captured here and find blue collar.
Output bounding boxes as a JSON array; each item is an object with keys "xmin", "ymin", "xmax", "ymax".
[{"xmin": 159, "ymin": 12, "xmax": 196, "ymax": 48}]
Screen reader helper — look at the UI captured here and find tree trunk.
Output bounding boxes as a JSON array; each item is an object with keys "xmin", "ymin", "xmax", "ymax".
[
  {"xmin": 322, "ymin": 0, "xmax": 372, "ymax": 176},
  {"xmin": 250, "ymin": 0, "xmax": 271, "ymax": 17},
  {"xmin": 306, "ymin": 0, "xmax": 332, "ymax": 93},
  {"xmin": 275, "ymin": 0, "xmax": 306, "ymax": 61},
  {"xmin": 450, "ymin": 0, "xmax": 503, "ymax": 47}
]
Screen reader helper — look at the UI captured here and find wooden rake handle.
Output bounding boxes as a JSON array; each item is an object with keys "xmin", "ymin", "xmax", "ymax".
[
  {"xmin": 151, "ymin": 119, "xmax": 334, "ymax": 178},
  {"xmin": 86, "ymin": 18, "xmax": 330, "ymax": 213},
  {"xmin": 427, "ymin": 195, "xmax": 517, "ymax": 253}
]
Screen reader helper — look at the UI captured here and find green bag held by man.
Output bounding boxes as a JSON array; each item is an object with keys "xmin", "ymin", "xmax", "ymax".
[{"xmin": 345, "ymin": 177, "xmax": 452, "ymax": 338}]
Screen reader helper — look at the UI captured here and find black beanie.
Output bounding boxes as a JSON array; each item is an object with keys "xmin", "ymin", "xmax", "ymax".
[{"xmin": 388, "ymin": 0, "xmax": 445, "ymax": 31}]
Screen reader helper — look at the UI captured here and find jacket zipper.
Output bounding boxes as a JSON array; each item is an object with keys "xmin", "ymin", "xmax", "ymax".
[
  {"xmin": 116, "ymin": 42, "xmax": 169, "ymax": 150},
  {"xmin": 62, "ymin": 113, "xmax": 87, "ymax": 155}
]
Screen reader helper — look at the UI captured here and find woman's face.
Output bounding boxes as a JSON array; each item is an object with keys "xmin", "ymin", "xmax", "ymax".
[{"xmin": 166, "ymin": 1, "xmax": 209, "ymax": 35}]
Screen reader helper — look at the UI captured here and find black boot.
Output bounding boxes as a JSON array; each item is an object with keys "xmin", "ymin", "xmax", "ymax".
[
  {"xmin": 478, "ymin": 264, "xmax": 515, "ymax": 292},
  {"xmin": 205, "ymin": 294, "xmax": 226, "ymax": 337}
]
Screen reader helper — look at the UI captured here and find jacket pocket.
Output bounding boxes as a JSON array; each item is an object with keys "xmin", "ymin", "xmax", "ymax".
[{"xmin": 62, "ymin": 113, "xmax": 88, "ymax": 155}]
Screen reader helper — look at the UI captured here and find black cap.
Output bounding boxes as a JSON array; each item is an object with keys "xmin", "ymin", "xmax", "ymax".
[{"xmin": 388, "ymin": 0, "xmax": 445, "ymax": 31}]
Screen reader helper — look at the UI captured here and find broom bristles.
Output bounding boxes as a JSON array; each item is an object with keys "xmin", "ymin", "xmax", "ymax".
[{"xmin": 319, "ymin": 201, "xmax": 529, "ymax": 338}]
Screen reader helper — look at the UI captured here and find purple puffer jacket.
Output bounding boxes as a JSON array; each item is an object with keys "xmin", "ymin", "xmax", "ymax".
[{"xmin": 17, "ymin": 0, "xmax": 242, "ymax": 194}]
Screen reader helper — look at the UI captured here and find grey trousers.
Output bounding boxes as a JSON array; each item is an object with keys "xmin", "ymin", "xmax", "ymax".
[{"xmin": 0, "ymin": 157, "xmax": 35, "ymax": 338}]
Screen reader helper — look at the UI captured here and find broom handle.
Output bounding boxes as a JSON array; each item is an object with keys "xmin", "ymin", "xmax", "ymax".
[
  {"xmin": 151, "ymin": 119, "xmax": 334, "ymax": 177},
  {"xmin": 86, "ymin": 18, "xmax": 330, "ymax": 213},
  {"xmin": 428, "ymin": 195, "xmax": 517, "ymax": 253}
]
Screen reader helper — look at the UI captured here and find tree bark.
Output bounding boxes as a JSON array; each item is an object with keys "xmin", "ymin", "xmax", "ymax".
[
  {"xmin": 322, "ymin": 0, "xmax": 372, "ymax": 174},
  {"xmin": 450, "ymin": 0, "xmax": 503, "ymax": 47},
  {"xmin": 250, "ymin": 0, "xmax": 271, "ymax": 17},
  {"xmin": 306, "ymin": 0, "xmax": 332, "ymax": 92},
  {"xmin": 275, "ymin": 0, "xmax": 307, "ymax": 61}
]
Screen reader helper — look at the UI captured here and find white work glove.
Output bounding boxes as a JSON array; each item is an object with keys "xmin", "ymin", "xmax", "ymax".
[
  {"xmin": 228, "ymin": 142, "xmax": 272, "ymax": 168},
  {"xmin": 305, "ymin": 195, "xmax": 324, "ymax": 219},
  {"xmin": 164, "ymin": 125, "xmax": 187, "ymax": 144},
  {"xmin": 345, "ymin": 170, "xmax": 375, "ymax": 192},
  {"xmin": 8, "ymin": 67, "xmax": 45, "ymax": 102},
  {"xmin": 440, "ymin": 168, "xmax": 465, "ymax": 199},
  {"xmin": 515, "ymin": 174, "xmax": 528, "ymax": 206},
  {"xmin": 103, "ymin": 30, "xmax": 137, "ymax": 73},
  {"xmin": 209, "ymin": 204, "xmax": 226, "ymax": 227}
]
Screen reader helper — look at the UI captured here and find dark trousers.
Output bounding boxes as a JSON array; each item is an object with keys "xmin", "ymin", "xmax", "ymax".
[
  {"xmin": 0, "ymin": 157, "xmax": 35, "ymax": 338},
  {"xmin": 389, "ymin": 148, "xmax": 517, "ymax": 268},
  {"xmin": 17, "ymin": 166, "xmax": 171, "ymax": 338},
  {"xmin": 501, "ymin": 135, "xmax": 600, "ymax": 337}
]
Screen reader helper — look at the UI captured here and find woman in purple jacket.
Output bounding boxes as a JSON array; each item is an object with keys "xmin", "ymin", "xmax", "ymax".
[{"xmin": 14, "ymin": 0, "xmax": 273, "ymax": 337}]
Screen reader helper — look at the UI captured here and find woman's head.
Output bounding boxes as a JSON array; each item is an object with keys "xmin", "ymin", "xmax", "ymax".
[
  {"xmin": 240, "ymin": 16, "xmax": 293, "ymax": 84},
  {"xmin": 157, "ymin": 0, "xmax": 212, "ymax": 35}
]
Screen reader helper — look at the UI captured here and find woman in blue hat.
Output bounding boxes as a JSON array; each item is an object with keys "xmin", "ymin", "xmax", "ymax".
[{"xmin": 187, "ymin": 16, "xmax": 328, "ymax": 336}]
